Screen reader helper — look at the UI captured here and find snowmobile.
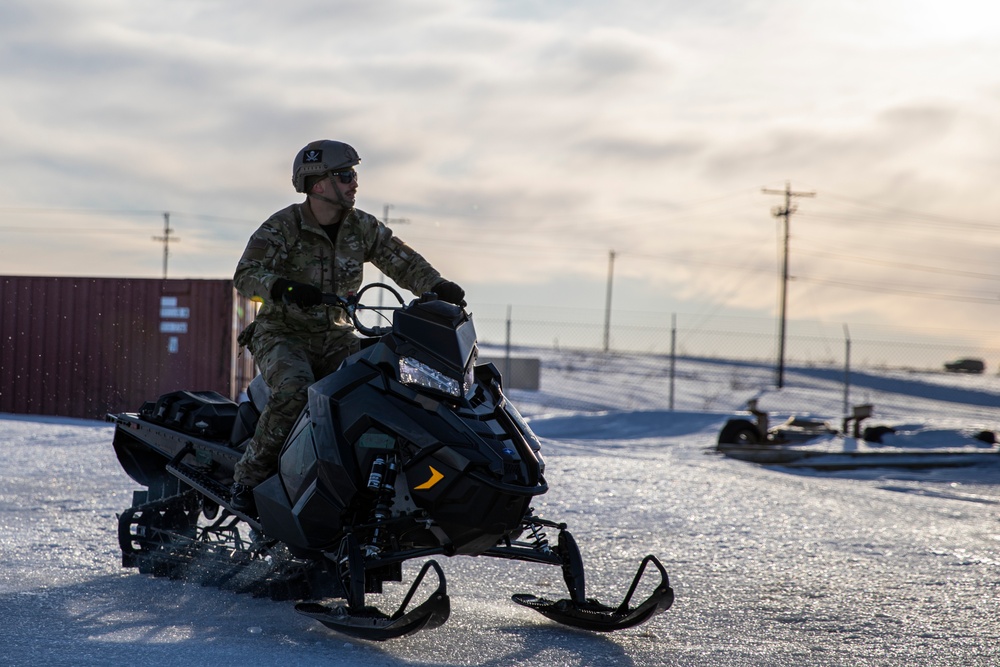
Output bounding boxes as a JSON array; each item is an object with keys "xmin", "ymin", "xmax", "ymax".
[{"xmin": 108, "ymin": 284, "xmax": 674, "ymax": 641}]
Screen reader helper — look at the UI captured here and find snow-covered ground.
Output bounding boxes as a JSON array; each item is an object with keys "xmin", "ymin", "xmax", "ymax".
[{"xmin": 3, "ymin": 354, "xmax": 1000, "ymax": 666}]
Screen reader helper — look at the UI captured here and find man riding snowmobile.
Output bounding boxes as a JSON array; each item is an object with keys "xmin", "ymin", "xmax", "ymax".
[{"xmin": 230, "ymin": 139, "xmax": 465, "ymax": 513}]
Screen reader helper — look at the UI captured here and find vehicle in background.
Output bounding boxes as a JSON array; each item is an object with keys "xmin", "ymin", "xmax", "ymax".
[{"xmin": 943, "ymin": 358, "xmax": 985, "ymax": 374}]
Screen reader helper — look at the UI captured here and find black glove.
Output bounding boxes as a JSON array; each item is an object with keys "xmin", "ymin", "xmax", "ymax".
[
  {"xmin": 271, "ymin": 278, "xmax": 322, "ymax": 308},
  {"xmin": 432, "ymin": 280, "xmax": 466, "ymax": 307}
]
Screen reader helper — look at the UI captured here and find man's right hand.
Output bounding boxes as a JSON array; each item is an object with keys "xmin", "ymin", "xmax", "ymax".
[
  {"xmin": 432, "ymin": 280, "xmax": 466, "ymax": 307},
  {"xmin": 271, "ymin": 279, "xmax": 323, "ymax": 307}
]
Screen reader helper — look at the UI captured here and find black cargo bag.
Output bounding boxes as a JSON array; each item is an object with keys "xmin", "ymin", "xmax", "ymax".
[{"xmin": 140, "ymin": 390, "xmax": 239, "ymax": 440}]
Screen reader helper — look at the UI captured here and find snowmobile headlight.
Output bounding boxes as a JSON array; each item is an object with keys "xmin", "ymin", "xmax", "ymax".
[{"xmin": 400, "ymin": 356, "xmax": 462, "ymax": 397}]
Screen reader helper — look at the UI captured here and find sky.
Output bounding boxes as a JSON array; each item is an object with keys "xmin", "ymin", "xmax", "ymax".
[{"xmin": 4, "ymin": 0, "xmax": 1000, "ymax": 347}]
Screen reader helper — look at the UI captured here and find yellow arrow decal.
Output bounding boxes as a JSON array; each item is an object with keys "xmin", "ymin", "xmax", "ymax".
[{"xmin": 414, "ymin": 466, "xmax": 444, "ymax": 490}]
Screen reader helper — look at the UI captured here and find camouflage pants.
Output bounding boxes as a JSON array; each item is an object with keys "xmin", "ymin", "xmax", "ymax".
[{"xmin": 233, "ymin": 327, "xmax": 360, "ymax": 485}]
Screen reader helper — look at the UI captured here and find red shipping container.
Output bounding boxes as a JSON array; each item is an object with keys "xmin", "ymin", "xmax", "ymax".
[{"xmin": 0, "ymin": 276, "xmax": 257, "ymax": 420}]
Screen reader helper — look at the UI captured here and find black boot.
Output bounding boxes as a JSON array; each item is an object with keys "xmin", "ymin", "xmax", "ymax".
[{"xmin": 230, "ymin": 482, "xmax": 257, "ymax": 516}]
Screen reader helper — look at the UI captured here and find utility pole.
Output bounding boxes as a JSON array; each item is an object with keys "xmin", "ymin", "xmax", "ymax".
[
  {"xmin": 152, "ymin": 212, "xmax": 180, "ymax": 279},
  {"xmin": 842, "ymin": 323, "xmax": 852, "ymax": 416},
  {"xmin": 762, "ymin": 182, "xmax": 815, "ymax": 389},
  {"xmin": 603, "ymin": 249, "xmax": 615, "ymax": 352}
]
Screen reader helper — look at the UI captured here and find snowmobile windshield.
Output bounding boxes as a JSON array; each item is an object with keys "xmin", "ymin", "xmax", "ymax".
[{"xmin": 393, "ymin": 299, "xmax": 477, "ymax": 377}]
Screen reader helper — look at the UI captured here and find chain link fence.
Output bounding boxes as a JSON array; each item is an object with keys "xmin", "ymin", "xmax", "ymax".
[{"xmin": 472, "ymin": 307, "xmax": 997, "ymax": 413}]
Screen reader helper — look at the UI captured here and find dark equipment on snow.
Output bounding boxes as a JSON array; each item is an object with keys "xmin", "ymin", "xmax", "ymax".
[
  {"xmin": 108, "ymin": 283, "xmax": 674, "ymax": 641},
  {"xmin": 716, "ymin": 399, "xmax": 877, "ymax": 447}
]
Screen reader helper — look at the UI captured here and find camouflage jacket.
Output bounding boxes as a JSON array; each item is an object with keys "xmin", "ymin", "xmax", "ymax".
[{"xmin": 234, "ymin": 201, "xmax": 443, "ymax": 334}]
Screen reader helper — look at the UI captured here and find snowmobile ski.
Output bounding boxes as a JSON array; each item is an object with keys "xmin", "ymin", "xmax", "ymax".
[
  {"xmin": 294, "ymin": 560, "xmax": 450, "ymax": 641},
  {"xmin": 513, "ymin": 555, "xmax": 674, "ymax": 632}
]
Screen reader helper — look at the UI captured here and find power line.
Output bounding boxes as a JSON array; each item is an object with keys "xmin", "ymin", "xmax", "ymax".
[
  {"xmin": 795, "ymin": 275, "xmax": 1000, "ymax": 304},
  {"xmin": 796, "ymin": 247, "xmax": 1000, "ymax": 282},
  {"xmin": 800, "ymin": 209, "xmax": 1000, "ymax": 234},
  {"xmin": 5, "ymin": 194, "xmax": 999, "ymax": 315},
  {"xmin": 0, "ymin": 207, "xmax": 257, "ymax": 225},
  {"xmin": 819, "ymin": 192, "xmax": 1000, "ymax": 230},
  {"xmin": 0, "ymin": 206, "xmax": 171, "ymax": 216},
  {"xmin": 0, "ymin": 227, "xmax": 143, "ymax": 234}
]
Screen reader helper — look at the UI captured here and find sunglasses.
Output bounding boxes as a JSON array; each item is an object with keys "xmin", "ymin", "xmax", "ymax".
[{"xmin": 329, "ymin": 169, "xmax": 358, "ymax": 184}]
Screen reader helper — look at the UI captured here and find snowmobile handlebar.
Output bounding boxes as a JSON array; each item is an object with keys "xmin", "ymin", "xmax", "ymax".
[
  {"xmin": 321, "ymin": 282, "xmax": 406, "ymax": 338},
  {"xmin": 322, "ymin": 282, "xmax": 470, "ymax": 338}
]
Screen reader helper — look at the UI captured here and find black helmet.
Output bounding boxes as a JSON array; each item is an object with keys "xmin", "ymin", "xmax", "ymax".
[{"xmin": 291, "ymin": 140, "xmax": 361, "ymax": 192}]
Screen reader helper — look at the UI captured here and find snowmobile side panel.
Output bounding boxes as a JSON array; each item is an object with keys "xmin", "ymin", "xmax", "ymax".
[
  {"xmin": 109, "ymin": 413, "xmax": 243, "ymax": 474},
  {"xmin": 111, "ymin": 422, "xmax": 172, "ymax": 488},
  {"xmin": 254, "ymin": 474, "xmax": 310, "ymax": 549}
]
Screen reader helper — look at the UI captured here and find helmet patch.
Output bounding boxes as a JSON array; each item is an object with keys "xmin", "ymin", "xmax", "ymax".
[{"xmin": 303, "ymin": 149, "xmax": 323, "ymax": 163}]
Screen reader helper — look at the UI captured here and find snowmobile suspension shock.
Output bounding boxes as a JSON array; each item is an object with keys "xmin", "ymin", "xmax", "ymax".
[
  {"xmin": 526, "ymin": 514, "xmax": 552, "ymax": 555},
  {"xmin": 364, "ymin": 453, "xmax": 399, "ymax": 558}
]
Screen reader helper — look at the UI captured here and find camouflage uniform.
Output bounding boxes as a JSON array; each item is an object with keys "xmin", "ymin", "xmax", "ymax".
[{"xmin": 232, "ymin": 200, "xmax": 443, "ymax": 485}]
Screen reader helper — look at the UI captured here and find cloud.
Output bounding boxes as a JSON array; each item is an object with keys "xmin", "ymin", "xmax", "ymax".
[
  {"xmin": 536, "ymin": 27, "xmax": 673, "ymax": 90},
  {"xmin": 4, "ymin": 0, "xmax": 1000, "ymax": 349}
]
